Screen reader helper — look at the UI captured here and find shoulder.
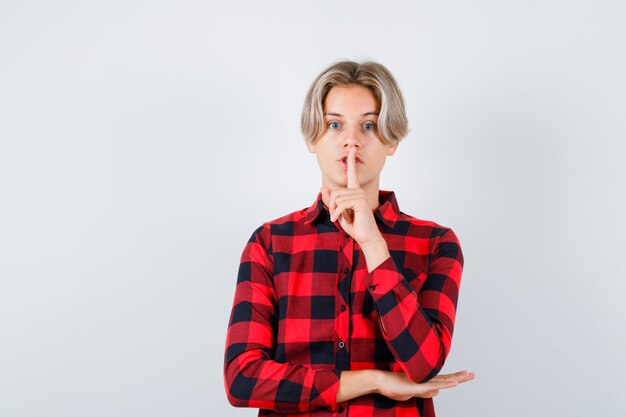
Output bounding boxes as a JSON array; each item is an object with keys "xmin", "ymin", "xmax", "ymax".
[
  {"xmin": 395, "ymin": 211, "xmax": 461, "ymax": 244},
  {"xmin": 245, "ymin": 205, "xmax": 311, "ymax": 245},
  {"xmin": 253, "ymin": 204, "xmax": 314, "ymax": 237},
  {"xmin": 400, "ymin": 213, "xmax": 464, "ymax": 268}
]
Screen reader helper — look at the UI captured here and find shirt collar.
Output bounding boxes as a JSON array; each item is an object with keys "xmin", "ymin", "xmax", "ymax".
[{"xmin": 304, "ymin": 189, "xmax": 400, "ymax": 229}]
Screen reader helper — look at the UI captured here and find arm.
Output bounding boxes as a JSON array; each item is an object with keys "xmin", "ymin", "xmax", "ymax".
[
  {"xmin": 360, "ymin": 228, "xmax": 464, "ymax": 383},
  {"xmin": 336, "ymin": 369, "xmax": 475, "ymax": 403},
  {"xmin": 223, "ymin": 223, "xmax": 342, "ymax": 413},
  {"xmin": 335, "ymin": 370, "xmax": 378, "ymax": 403}
]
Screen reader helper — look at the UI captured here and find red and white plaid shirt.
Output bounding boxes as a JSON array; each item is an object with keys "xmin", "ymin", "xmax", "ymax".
[{"xmin": 224, "ymin": 189, "xmax": 464, "ymax": 416}]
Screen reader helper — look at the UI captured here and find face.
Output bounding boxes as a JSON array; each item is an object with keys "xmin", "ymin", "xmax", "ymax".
[{"xmin": 306, "ymin": 84, "xmax": 398, "ymax": 191}]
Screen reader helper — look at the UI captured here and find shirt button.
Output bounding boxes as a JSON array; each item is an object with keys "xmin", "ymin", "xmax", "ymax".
[
  {"xmin": 343, "ymin": 267, "xmax": 350, "ymax": 274},
  {"xmin": 340, "ymin": 305, "xmax": 346, "ymax": 312},
  {"xmin": 368, "ymin": 285, "xmax": 375, "ymax": 291},
  {"xmin": 345, "ymin": 233, "xmax": 350, "ymax": 238},
  {"xmin": 338, "ymin": 341, "xmax": 345, "ymax": 348}
]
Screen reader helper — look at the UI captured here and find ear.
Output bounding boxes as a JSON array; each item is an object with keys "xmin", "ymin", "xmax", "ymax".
[
  {"xmin": 306, "ymin": 139, "xmax": 316, "ymax": 154},
  {"xmin": 387, "ymin": 142, "xmax": 399, "ymax": 156}
]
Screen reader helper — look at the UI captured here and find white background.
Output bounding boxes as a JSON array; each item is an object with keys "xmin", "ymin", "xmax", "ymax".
[{"xmin": 1, "ymin": 1, "xmax": 625, "ymax": 416}]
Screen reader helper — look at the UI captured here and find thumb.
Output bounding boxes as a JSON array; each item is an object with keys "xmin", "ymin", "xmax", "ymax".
[{"xmin": 320, "ymin": 186, "xmax": 330, "ymax": 203}]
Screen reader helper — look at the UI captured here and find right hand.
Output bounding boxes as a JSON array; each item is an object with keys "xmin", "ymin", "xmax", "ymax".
[{"xmin": 376, "ymin": 370, "xmax": 475, "ymax": 400}]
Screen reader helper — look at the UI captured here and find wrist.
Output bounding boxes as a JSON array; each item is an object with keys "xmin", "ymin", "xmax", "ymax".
[
  {"xmin": 360, "ymin": 238, "xmax": 390, "ymax": 273},
  {"xmin": 369, "ymin": 369, "xmax": 385, "ymax": 395},
  {"xmin": 336, "ymin": 369, "xmax": 383, "ymax": 403},
  {"xmin": 359, "ymin": 235, "xmax": 387, "ymax": 253}
]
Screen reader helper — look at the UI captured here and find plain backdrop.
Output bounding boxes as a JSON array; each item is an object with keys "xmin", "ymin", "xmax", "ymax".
[{"xmin": 1, "ymin": 1, "xmax": 625, "ymax": 416}]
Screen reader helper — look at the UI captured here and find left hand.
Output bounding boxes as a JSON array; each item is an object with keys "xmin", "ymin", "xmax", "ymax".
[
  {"xmin": 320, "ymin": 146, "xmax": 383, "ymax": 246},
  {"xmin": 376, "ymin": 370, "xmax": 476, "ymax": 401}
]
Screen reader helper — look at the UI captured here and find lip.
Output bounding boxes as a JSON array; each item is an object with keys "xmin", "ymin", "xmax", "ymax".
[
  {"xmin": 338, "ymin": 155, "xmax": 363, "ymax": 163},
  {"xmin": 339, "ymin": 158, "xmax": 362, "ymax": 169}
]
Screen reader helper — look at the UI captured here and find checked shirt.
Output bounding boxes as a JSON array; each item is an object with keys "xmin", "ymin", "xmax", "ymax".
[{"xmin": 224, "ymin": 189, "xmax": 464, "ymax": 416}]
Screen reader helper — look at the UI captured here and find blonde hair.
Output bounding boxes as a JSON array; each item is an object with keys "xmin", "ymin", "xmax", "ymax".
[{"xmin": 300, "ymin": 60, "xmax": 409, "ymax": 145}]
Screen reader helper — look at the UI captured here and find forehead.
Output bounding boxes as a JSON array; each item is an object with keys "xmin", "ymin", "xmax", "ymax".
[{"xmin": 323, "ymin": 85, "xmax": 379, "ymax": 113}]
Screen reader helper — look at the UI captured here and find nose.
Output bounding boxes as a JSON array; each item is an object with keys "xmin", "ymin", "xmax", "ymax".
[{"xmin": 342, "ymin": 124, "xmax": 362, "ymax": 149}]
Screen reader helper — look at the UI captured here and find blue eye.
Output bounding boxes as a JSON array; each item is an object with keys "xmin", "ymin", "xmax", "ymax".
[
  {"xmin": 363, "ymin": 123, "xmax": 376, "ymax": 131},
  {"xmin": 329, "ymin": 121, "xmax": 341, "ymax": 129}
]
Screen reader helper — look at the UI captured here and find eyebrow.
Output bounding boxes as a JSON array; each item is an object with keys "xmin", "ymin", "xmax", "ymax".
[{"xmin": 323, "ymin": 112, "xmax": 379, "ymax": 117}]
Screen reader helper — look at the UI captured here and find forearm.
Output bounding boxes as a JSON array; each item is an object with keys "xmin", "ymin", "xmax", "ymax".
[
  {"xmin": 225, "ymin": 350, "xmax": 341, "ymax": 412},
  {"xmin": 360, "ymin": 236, "xmax": 390, "ymax": 273},
  {"xmin": 336, "ymin": 370, "xmax": 380, "ymax": 403},
  {"xmin": 359, "ymin": 230, "xmax": 463, "ymax": 383},
  {"xmin": 225, "ymin": 223, "xmax": 342, "ymax": 412}
]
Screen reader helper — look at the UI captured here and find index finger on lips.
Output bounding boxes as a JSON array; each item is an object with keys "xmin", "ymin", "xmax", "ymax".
[{"xmin": 347, "ymin": 146, "xmax": 359, "ymax": 189}]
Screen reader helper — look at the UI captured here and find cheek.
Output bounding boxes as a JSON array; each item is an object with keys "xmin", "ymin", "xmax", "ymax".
[
  {"xmin": 368, "ymin": 155, "xmax": 387, "ymax": 172},
  {"xmin": 318, "ymin": 149, "xmax": 335, "ymax": 163},
  {"xmin": 316, "ymin": 153, "xmax": 333, "ymax": 168}
]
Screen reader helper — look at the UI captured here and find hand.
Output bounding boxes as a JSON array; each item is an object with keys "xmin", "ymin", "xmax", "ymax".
[
  {"xmin": 320, "ymin": 146, "xmax": 381, "ymax": 245},
  {"xmin": 376, "ymin": 370, "xmax": 476, "ymax": 401}
]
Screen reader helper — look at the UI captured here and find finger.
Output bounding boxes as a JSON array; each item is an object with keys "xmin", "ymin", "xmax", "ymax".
[
  {"xmin": 331, "ymin": 197, "xmax": 361, "ymax": 222},
  {"xmin": 423, "ymin": 373, "xmax": 474, "ymax": 392},
  {"xmin": 457, "ymin": 372, "xmax": 476, "ymax": 383},
  {"xmin": 421, "ymin": 389, "xmax": 440, "ymax": 398},
  {"xmin": 410, "ymin": 381, "xmax": 456, "ymax": 399},
  {"xmin": 338, "ymin": 209, "xmax": 354, "ymax": 225},
  {"xmin": 431, "ymin": 375, "xmax": 472, "ymax": 387},
  {"xmin": 330, "ymin": 198, "xmax": 342, "ymax": 223},
  {"xmin": 328, "ymin": 189, "xmax": 357, "ymax": 221},
  {"xmin": 320, "ymin": 186, "xmax": 330, "ymax": 209},
  {"xmin": 421, "ymin": 380, "xmax": 458, "ymax": 392},
  {"xmin": 346, "ymin": 146, "xmax": 359, "ymax": 189},
  {"xmin": 331, "ymin": 202, "xmax": 354, "ymax": 223},
  {"xmin": 418, "ymin": 389, "xmax": 439, "ymax": 398},
  {"xmin": 328, "ymin": 188, "xmax": 339, "ymax": 219},
  {"xmin": 344, "ymin": 207, "xmax": 355, "ymax": 224},
  {"xmin": 436, "ymin": 380, "xmax": 459, "ymax": 388},
  {"xmin": 431, "ymin": 371, "xmax": 469, "ymax": 382},
  {"xmin": 443, "ymin": 371, "xmax": 475, "ymax": 383}
]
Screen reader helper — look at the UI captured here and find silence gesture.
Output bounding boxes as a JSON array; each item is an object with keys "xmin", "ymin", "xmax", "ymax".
[{"xmin": 320, "ymin": 146, "xmax": 383, "ymax": 246}]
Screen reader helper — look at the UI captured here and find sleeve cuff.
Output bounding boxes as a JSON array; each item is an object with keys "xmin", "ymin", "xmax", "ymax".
[
  {"xmin": 310, "ymin": 369, "xmax": 342, "ymax": 410},
  {"xmin": 363, "ymin": 256, "xmax": 407, "ymax": 300}
]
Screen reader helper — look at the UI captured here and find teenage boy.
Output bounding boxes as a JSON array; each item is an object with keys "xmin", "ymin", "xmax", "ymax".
[{"xmin": 224, "ymin": 60, "xmax": 474, "ymax": 417}]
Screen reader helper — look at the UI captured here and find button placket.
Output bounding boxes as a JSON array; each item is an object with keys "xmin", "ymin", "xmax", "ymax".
[{"xmin": 336, "ymin": 231, "xmax": 353, "ymax": 360}]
